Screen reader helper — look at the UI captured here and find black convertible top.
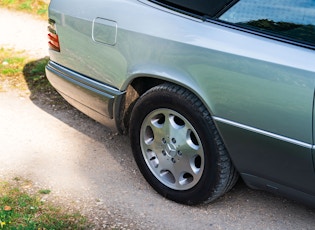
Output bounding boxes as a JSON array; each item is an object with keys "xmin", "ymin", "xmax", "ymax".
[{"xmin": 150, "ymin": 0, "xmax": 234, "ymax": 17}]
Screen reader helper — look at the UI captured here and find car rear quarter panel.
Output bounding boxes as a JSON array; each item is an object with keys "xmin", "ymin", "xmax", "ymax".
[
  {"xmin": 49, "ymin": 0, "xmax": 315, "ymax": 196},
  {"xmin": 49, "ymin": 0, "xmax": 315, "ymax": 141}
]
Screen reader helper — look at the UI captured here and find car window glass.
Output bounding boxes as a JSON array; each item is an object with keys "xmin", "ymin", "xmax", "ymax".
[{"xmin": 218, "ymin": 0, "xmax": 315, "ymax": 46}]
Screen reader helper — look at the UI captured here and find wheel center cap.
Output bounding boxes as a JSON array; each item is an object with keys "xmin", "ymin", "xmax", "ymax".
[{"xmin": 165, "ymin": 143, "xmax": 177, "ymax": 157}]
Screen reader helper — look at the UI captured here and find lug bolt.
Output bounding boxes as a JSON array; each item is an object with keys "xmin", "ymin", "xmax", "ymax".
[
  {"xmin": 172, "ymin": 138, "xmax": 176, "ymax": 144},
  {"xmin": 162, "ymin": 138, "xmax": 166, "ymax": 144},
  {"xmin": 162, "ymin": 150, "xmax": 166, "ymax": 156},
  {"xmin": 171, "ymin": 158, "xmax": 176, "ymax": 163},
  {"xmin": 177, "ymin": 150, "xmax": 182, "ymax": 156}
]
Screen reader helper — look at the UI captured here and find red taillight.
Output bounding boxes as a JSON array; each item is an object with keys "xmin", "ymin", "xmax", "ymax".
[
  {"xmin": 48, "ymin": 32, "xmax": 60, "ymax": 52},
  {"xmin": 48, "ymin": 19, "xmax": 60, "ymax": 52}
]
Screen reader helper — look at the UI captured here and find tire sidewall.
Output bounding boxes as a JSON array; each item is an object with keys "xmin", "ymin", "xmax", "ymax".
[{"xmin": 130, "ymin": 86, "xmax": 221, "ymax": 204}]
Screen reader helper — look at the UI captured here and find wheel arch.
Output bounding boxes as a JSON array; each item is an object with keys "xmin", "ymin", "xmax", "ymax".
[{"xmin": 116, "ymin": 70, "xmax": 216, "ymax": 135}]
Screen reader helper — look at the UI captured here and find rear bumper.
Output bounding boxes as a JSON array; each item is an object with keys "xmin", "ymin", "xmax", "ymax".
[{"xmin": 45, "ymin": 61, "xmax": 124, "ymax": 131}]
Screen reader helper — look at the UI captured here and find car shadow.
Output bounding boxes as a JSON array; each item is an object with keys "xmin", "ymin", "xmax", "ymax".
[{"xmin": 22, "ymin": 57, "xmax": 119, "ymax": 142}]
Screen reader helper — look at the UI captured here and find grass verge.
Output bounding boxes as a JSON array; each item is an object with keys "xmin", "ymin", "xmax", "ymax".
[
  {"xmin": 0, "ymin": 48, "xmax": 70, "ymax": 109},
  {"xmin": 0, "ymin": 177, "xmax": 89, "ymax": 229},
  {"xmin": 0, "ymin": 48, "xmax": 28, "ymax": 92},
  {"xmin": 0, "ymin": 47, "xmax": 51, "ymax": 93},
  {"xmin": 0, "ymin": 0, "xmax": 48, "ymax": 20}
]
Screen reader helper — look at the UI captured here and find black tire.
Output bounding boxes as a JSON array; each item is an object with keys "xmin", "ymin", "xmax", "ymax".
[{"xmin": 129, "ymin": 83, "xmax": 238, "ymax": 205}]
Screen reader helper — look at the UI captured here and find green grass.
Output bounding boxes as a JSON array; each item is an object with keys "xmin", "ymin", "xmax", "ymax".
[
  {"xmin": 0, "ymin": 178, "xmax": 89, "ymax": 229},
  {"xmin": 0, "ymin": 47, "xmax": 52, "ymax": 92},
  {"xmin": 23, "ymin": 56, "xmax": 51, "ymax": 92},
  {"xmin": 0, "ymin": 48, "xmax": 28, "ymax": 91},
  {"xmin": 0, "ymin": 47, "xmax": 70, "ymax": 108},
  {"xmin": 0, "ymin": 0, "xmax": 48, "ymax": 20}
]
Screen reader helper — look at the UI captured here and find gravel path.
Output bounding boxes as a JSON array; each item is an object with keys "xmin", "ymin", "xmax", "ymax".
[
  {"xmin": 0, "ymin": 8, "xmax": 48, "ymax": 58},
  {"xmin": 1, "ymin": 7, "xmax": 315, "ymax": 230}
]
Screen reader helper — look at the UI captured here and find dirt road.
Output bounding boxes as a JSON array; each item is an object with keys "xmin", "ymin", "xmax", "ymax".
[{"xmin": 1, "ymin": 8, "xmax": 315, "ymax": 230}]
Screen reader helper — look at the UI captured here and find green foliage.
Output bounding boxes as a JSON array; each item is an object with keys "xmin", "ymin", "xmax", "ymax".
[
  {"xmin": 23, "ymin": 57, "xmax": 51, "ymax": 92},
  {"xmin": 38, "ymin": 189, "xmax": 51, "ymax": 195},
  {"xmin": 0, "ymin": 0, "xmax": 48, "ymax": 20},
  {"xmin": 1, "ymin": 0, "xmax": 15, "ymax": 4},
  {"xmin": 18, "ymin": 0, "xmax": 32, "ymax": 11},
  {"xmin": 0, "ymin": 48, "xmax": 69, "ymax": 108},
  {"xmin": 0, "ymin": 179, "xmax": 89, "ymax": 229},
  {"xmin": 37, "ymin": 6, "xmax": 47, "ymax": 15},
  {"xmin": 0, "ymin": 48, "xmax": 54, "ymax": 93},
  {"xmin": 0, "ymin": 48, "xmax": 28, "ymax": 91},
  {"xmin": 1, "ymin": 56, "xmax": 26, "ymax": 75}
]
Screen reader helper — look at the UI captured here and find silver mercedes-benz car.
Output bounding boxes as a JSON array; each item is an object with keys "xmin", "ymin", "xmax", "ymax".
[{"xmin": 46, "ymin": 0, "xmax": 315, "ymax": 205}]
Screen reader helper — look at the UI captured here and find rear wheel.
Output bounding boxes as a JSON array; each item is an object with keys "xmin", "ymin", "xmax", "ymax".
[{"xmin": 129, "ymin": 83, "xmax": 238, "ymax": 205}]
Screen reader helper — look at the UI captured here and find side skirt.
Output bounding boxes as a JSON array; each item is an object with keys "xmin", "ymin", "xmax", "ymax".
[{"xmin": 45, "ymin": 61, "xmax": 124, "ymax": 130}]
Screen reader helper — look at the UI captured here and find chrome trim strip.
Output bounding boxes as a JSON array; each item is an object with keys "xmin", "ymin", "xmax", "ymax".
[
  {"xmin": 213, "ymin": 116, "xmax": 313, "ymax": 149},
  {"xmin": 48, "ymin": 61, "xmax": 123, "ymax": 97}
]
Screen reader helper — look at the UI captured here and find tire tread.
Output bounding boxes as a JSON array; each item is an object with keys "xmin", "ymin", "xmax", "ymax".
[{"xmin": 131, "ymin": 83, "xmax": 239, "ymax": 204}]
